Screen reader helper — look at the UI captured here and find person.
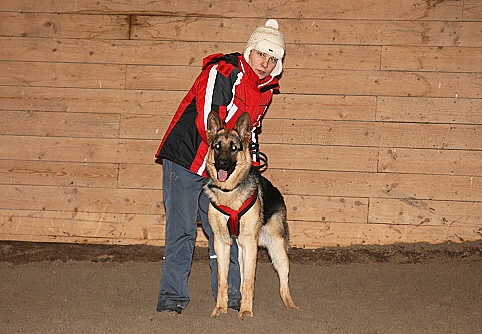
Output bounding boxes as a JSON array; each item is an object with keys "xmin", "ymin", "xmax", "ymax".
[{"xmin": 155, "ymin": 19, "xmax": 286, "ymax": 314}]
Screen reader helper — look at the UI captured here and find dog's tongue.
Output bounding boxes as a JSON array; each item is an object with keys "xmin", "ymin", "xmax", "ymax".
[{"xmin": 217, "ymin": 170, "xmax": 228, "ymax": 182}]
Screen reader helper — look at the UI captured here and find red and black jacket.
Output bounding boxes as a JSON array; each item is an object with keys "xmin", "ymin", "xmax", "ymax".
[{"xmin": 156, "ymin": 53, "xmax": 280, "ymax": 177}]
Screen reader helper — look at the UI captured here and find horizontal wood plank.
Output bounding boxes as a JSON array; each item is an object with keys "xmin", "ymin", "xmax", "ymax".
[
  {"xmin": 119, "ymin": 114, "xmax": 168, "ymax": 139},
  {"xmin": 0, "ymin": 0, "xmax": 464, "ymax": 21},
  {"xmin": 131, "ymin": 17, "xmax": 481, "ymax": 47},
  {"xmin": 264, "ymin": 169, "xmax": 481, "ymax": 202},
  {"xmin": 0, "ymin": 85, "xmax": 185, "ymax": 115},
  {"xmin": 270, "ymin": 94, "xmax": 377, "ymax": 121},
  {"xmin": 285, "ymin": 44, "xmax": 381, "ymax": 70},
  {"xmin": 0, "ymin": 12, "xmax": 129, "ymax": 39},
  {"xmin": 281, "ymin": 69, "xmax": 482, "ymax": 98},
  {"xmin": 382, "ymin": 46, "xmax": 482, "ymax": 73},
  {"xmin": 0, "ymin": 209, "xmax": 165, "ymax": 244},
  {"xmin": 0, "ymin": 160, "xmax": 118, "ymax": 188},
  {"xmin": 464, "ymin": 0, "xmax": 482, "ymax": 21},
  {"xmin": 0, "ymin": 184, "xmax": 163, "ymax": 214},
  {"xmin": 262, "ymin": 144, "xmax": 378, "ymax": 172},
  {"xmin": 118, "ymin": 163, "xmax": 163, "ymax": 190},
  {"xmin": 376, "ymin": 97, "xmax": 482, "ymax": 124},
  {"xmin": 0, "ymin": 61, "xmax": 126, "ymax": 89},
  {"xmin": 0, "ymin": 135, "xmax": 160, "ymax": 165},
  {"xmin": 378, "ymin": 148, "xmax": 482, "ymax": 176},
  {"xmin": 125, "ymin": 65, "xmax": 197, "ymax": 91},
  {"xmin": 286, "ymin": 196, "xmax": 368, "ymax": 223},
  {"xmin": 289, "ymin": 221, "xmax": 481, "ymax": 247},
  {"xmin": 0, "ymin": 110, "xmax": 120, "ymax": 138},
  {"xmin": 261, "ymin": 119, "xmax": 482, "ymax": 150},
  {"xmin": 369, "ymin": 198, "xmax": 482, "ymax": 227}
]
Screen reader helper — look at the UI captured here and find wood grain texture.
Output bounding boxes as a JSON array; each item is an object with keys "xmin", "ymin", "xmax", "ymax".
[
  {"xmin": 0, "ymin": 61, "xmax": 126, "ymax": 89},
  {"xmin": 0, "ymin": 160, "xmax": 118, "ymax": 188},
  {"xmin": 0, "ymin": 12, "xmax": 130, "ymax": 39},
  {"xmin": 0, "ymin": 0, "xmax": 465, "ymax": 20},
  {"xmin": 0, "ymin": 86, "xmax": 185, "ymax": 115},
  {"xmin": 376, "ymin": 97, "xmax": 482, "ymax": 124},
  {"xmin": 0, "ymin": 0, "xmax": 480, "ymax": 247},
  {"xmin": 378, "ymin": 148, "xmax": 482, "ymax": 176},
  {"xmin": 0, "ymin": 111, "xmax": 120, "ymax": 138},
  {"xmin": 382, "ymin": 46, "xmax": 482, "ymax": 73},
  {"xmin": 129, "ymin": 17, "xmax": 480, "ymax": 46}
]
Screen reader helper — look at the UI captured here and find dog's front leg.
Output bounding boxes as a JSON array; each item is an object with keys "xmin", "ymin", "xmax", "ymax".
[
  {"xmin": 210, "ymin": 231, "xmax": 231, "ymax": 318},
  {"xmin": 238, "ymin": 234, "xmax": 258, "ymax": 319}
]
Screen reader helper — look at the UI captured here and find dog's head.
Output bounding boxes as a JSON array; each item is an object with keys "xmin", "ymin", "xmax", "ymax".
[{"xmin": 205, "ymin": 111, "xmax": 252, "ymax": 190}]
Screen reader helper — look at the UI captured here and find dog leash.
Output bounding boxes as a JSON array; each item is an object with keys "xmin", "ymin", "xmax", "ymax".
[{"xmin": 249, "ymin": 142, "xmax": 268, "ymax": 173}]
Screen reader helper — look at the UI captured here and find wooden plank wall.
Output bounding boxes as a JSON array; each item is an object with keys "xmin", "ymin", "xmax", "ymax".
[{"xmin": 0, "ymin": 0, "xmax": 481, "ymax": 248}]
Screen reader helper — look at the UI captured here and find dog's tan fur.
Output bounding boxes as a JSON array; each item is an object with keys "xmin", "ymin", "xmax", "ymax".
[{"xmin": 204, "ymin": 111, "xmax": 299, "ymax": 319}]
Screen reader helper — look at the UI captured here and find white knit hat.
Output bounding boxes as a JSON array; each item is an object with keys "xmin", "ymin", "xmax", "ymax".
[{"xmin": 244, "ymin": 19, "xmax": 285, "ymax": 77}]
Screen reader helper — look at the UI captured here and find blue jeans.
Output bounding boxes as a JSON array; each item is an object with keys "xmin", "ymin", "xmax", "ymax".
[{"xmin": 157, "ymin": 160, "xmax": 241, "ymax": 311}]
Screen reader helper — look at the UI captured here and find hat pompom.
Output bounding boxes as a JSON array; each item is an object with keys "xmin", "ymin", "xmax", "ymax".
[{"xmin": 265, "ymin": 19, "xmax": 279, "ymax": 30}]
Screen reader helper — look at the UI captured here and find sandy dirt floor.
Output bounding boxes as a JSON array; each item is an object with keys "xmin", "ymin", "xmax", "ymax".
[{"xmin": 0, "ymin": 241, "xmax": 481, "ymax": 334}]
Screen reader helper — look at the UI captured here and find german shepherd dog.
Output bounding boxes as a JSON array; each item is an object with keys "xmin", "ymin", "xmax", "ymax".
[{"xmin": 203, "ymin": 111, "xmax": 299, "ymax": 319}]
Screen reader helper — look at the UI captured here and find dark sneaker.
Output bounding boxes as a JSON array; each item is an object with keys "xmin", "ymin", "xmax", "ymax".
[
  {"xmin": 228, "ymin": 300, "xmax": 241, "ymax": 312},
  {"xmin": 158, "ymin": 305, "xmax": 183, "ymax": 314}
]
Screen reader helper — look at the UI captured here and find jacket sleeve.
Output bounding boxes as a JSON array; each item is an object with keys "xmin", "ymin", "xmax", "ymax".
[
  {"xmin": 195, "ymin": 63, "xmax": 239, "ymax": 129},
  {"xmin": 212, "ymin": 70, "xmax": 239, "ymax": 121}
]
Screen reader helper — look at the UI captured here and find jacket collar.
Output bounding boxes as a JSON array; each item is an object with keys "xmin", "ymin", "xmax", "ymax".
[{"xmin": 238, "ymin": 54, "xmax": 280, "ymax": 93}]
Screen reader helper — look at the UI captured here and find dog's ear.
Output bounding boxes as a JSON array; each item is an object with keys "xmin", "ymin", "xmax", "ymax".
[
  {"xmin": 234, "ymin": 112, "xmax": 252, "ymax": 142},
  {"xmin": 206, "ymin": 111, "xmax": 223, "ymax": 142}
]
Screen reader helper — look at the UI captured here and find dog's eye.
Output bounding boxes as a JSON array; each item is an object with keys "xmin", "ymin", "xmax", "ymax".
[
  {"xmin": 213, "ymin": 143, "xmax": 221, "ymax": 150},
  {"xmin": 230, "ymin": 143, "xmax": 238, "ymax": 152}
]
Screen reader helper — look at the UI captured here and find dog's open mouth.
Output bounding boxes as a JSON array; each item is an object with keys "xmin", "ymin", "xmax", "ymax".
[
  {"xmin": 216, "ymin": 166, "xmax": 235, "ymax": 182},
  {"xmin": 217, "ymin": 169, "xmax": 229, "ymax": 182},
  {"xmin": 214, "ymin": 159, "xmax": 236, "ymax": 183}
]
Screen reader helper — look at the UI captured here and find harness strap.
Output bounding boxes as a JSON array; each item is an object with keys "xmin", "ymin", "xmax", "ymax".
[{"xmin": 211, "ymin": 187, "xmax": 259, "ymax": 237}]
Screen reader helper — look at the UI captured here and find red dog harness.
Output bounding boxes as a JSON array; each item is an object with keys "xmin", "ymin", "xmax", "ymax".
[{"xmin": 210, "ymin": 187, "xmax": 259, "ymax": 237}]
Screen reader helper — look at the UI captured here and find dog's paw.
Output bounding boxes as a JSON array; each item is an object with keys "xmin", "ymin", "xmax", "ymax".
[
  {"xmin": 281, "ymin": 293, "xmax": 301, "ymax": 311},
  {"xmin": 210, "ymin": 306, "xmax": 227, "ymax": 318},
  {"xmin": 283, "ymin": 300, "xmax": 301, "ymax": 311},
  {"xmin": 237, "ymin": 309, "xmax": 253, "ymax": 319}
]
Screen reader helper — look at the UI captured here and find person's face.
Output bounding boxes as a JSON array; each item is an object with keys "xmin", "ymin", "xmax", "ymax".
[{"xmin": 248, "ymin": 49, "xmax": 278, "ymax": 79}]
